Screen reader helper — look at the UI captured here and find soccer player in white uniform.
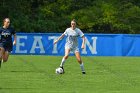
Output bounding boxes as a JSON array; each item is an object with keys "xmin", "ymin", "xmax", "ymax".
[{"xmin": 54, "ymin": 19, "xmax": 86, "ymax": 74}]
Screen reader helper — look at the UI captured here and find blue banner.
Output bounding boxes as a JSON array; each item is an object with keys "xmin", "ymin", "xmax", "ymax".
[{"xmin": 12, "ymin": 33, "xmax": 140, "ymax": 56}]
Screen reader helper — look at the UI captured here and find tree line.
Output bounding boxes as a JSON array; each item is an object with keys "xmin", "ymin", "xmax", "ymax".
[{"xmin": 0, "ymin": 0, "xmax": 140, "ymax": 34}]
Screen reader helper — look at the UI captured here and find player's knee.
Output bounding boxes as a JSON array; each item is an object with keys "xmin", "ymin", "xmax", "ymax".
[{"xmin": 0, "ymin": 47, "xmax": 4, "ymax": 51}]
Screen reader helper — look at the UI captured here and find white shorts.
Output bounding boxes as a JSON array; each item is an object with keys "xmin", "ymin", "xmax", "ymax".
[{"xmin": 65, "ymin": 46, "xmax": 79, "ymax": 53}]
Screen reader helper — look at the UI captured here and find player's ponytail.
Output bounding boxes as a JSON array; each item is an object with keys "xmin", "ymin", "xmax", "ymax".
[{"xmin": 71, "ymin": 19, "xmax": 76, "ymax": 23}]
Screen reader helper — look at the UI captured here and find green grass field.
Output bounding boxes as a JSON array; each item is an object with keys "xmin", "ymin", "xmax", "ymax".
[{"xmin": 0, "ymin": 55, "xmax": 140, "ymax": 93}]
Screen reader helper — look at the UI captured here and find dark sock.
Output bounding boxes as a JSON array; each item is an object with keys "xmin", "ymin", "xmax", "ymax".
[{"xmin": 0, "ymin": 61, "xmax": 1, "ymax": 68}]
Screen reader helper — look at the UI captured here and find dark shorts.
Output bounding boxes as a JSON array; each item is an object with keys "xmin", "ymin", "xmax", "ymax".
[{"xmin": 0, "ymin": 42, "xmax": 13, "ymax": 52}]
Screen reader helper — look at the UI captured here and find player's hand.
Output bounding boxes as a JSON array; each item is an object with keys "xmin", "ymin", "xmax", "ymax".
[
  {"xmin": 13, "ymin": 40, "xmax": 16, "ymax": 45},
  {"xmin": 54, "ymin": 40, "xmax": 58, "ymax": 45},
  {"xmin": 81, "ymin": 44, "xmax": 85, "ymax": 49}
]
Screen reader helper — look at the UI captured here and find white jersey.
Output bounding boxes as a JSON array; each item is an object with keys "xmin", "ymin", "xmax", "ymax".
[{"xmin": 63, "ymin": 27, "xmax": 84, "ymax": 49}]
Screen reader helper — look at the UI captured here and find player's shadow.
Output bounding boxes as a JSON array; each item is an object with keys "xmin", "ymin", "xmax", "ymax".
[
  {"xmin": 10, "ymin": 70, "xmax": 47, "ymax": 73},
  {"xmin": 0, "ymin": 87, "xmax": 36, "ymax": 89},
  {"xmin": 10, "ymin": 70, "xmax": 34, "ymax": 72}
]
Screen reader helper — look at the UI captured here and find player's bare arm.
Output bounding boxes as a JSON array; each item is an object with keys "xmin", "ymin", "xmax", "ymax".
[
  {"xmin": 81, "ymin": 36, "xmax": 85, "ymax": 49},
  {"xmin": 54, "ymin": 34, "xmax": 65, "ymax": 44},
  {"xmin": 13, "ymin": 34, "xmax": 17, "ymax": 45}
]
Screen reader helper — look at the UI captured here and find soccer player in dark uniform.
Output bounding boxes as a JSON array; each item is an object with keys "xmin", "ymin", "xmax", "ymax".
[{"xmin": 0, "ymin": 18, "xmax": 16, "ymax": 68}]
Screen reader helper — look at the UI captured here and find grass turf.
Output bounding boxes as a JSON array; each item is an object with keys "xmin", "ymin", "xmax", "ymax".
[{"xmin": 0, "ymin": 55, "xmax": 140, "ymax": 93}]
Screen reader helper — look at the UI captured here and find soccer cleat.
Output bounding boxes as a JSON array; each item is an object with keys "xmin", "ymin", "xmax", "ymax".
[
  {"xmin": 82, "ymin": 71, "xmax": 86, "ymax": 74},
  {"xmin": 60, "ymin": 66, "xmax": 65, "ymax": 74}
]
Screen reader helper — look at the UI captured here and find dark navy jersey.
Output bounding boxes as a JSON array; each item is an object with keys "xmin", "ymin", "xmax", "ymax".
[{"xmin": 0, "ymin": 27, "xmax": 16, "ymax": 43}]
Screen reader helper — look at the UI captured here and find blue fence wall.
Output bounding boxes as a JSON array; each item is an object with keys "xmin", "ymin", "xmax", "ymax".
[{"xmin": 12, "ymin": 33, "xmax": 140, "ymax": 56}]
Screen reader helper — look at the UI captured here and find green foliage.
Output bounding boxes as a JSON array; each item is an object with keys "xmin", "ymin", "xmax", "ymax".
[{"xmin": 0, "ymin": 0, "xmax": 140, "ymax": 33}]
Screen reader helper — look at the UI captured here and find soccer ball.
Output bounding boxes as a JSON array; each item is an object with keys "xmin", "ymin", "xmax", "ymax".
[{"xmin": 55, "ymin": 67, "xmax": 64, "ymax": 74}]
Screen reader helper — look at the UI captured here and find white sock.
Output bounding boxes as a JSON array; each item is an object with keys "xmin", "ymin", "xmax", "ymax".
[
  {"xmin": 60, "ymin": 57, "xmax": 66, "ymax": 67},
  {"xmin": 80, "ymin": 63, "xmax": 85, "ymax": 72},
  {"xmin": 1, "ymin": 59, "xmax": 3, "ymax": 63}
]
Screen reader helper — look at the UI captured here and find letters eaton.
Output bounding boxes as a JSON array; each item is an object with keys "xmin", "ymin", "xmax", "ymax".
[{"xmin": 12, "ymin": 34, "xmax": 97, "ymax": 55}]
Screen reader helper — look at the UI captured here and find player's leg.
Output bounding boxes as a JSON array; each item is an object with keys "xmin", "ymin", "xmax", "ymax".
[
  {"xmin": 0, "ymin": 47, "xmax": 5, "ymax": 68},
  {"xmin": 2, "ymin": 51, "xmax": 10, "ymax": 62},
  {"xmin": 75, "ymin": 51, "xmax": 86, "ymax": 74},
  {"xmin": 60, "ymin": 48, "xmax": 70, "ymax": 68},
  {"xmin": 2, "ymin": 43, "xmax": 12, "ymax": 63}
]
